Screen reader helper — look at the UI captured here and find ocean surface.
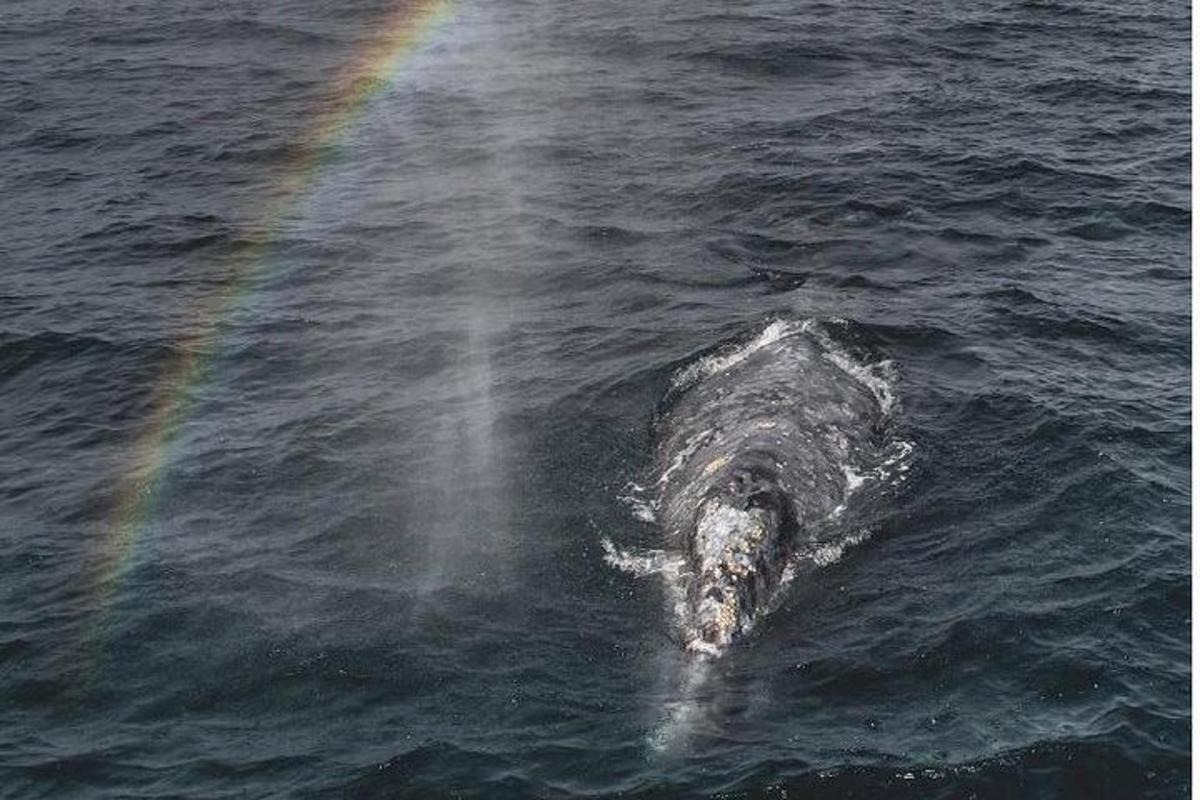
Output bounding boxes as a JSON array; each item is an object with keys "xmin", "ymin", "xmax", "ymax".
[{"xmin": 0, "ymin": 0, "xmax": 1190, "ymax": 797}]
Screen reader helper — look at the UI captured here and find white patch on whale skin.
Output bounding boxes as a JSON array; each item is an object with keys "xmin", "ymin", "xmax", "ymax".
[
  {"xmin": 692, "ymin": 500, "xmax": 760, "ymax": 569},
  {"xmin": 686, "ymin": 500, "xmax": 777, "ymax": 651}
]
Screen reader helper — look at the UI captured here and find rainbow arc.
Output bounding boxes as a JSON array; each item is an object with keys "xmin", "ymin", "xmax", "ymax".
[{"xmin": 92, "ymin": 0, "xmax": 458, "ymax": 641}]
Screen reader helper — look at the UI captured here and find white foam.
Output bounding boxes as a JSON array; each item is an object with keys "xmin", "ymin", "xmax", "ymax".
[
  {"xmin": 794, "ymin": 319, "xmax": 900, "ymax": 416},
  {"xmin": 670, "ymin": 319, "xmax": 800, "ymax": 393},
  {"xmin": 826, "ymin": 352, "xmax": 898, "ymax": 417},
  {"xmin": 842, "ymin": 464, "xmax": 866, "ymax": 493},
  {"xmin": 618, "ymin": 483, "xmax": 658, "ymax": 523},
  {"xmin": 601, "ymin": 538, "xmax": 685, "ymax": 579},
  {"xmin": 656, "ymin": 428, "xmax": 712, "ymax": 487},
  {"xmin": 864, "ymin": 437, "xmax": 916, "ymax": 489},
  {"xmin": 808, "ymin": 528, "xmax": 871, "ymax": 567},
  {"xmin": 684, "ymin": 638, "xmax": 723, "ymax": 657}
]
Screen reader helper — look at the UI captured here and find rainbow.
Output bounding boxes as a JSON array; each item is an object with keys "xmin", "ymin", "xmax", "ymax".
[{"xmin": 90, "ymin": 0, "xmax": 458, "ymax": 641}]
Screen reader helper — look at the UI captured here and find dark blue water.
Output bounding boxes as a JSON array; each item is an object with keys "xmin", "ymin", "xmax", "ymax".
[{"xmin": 0, "ymin": 0, "xmax": 1189, "ymax": 797}]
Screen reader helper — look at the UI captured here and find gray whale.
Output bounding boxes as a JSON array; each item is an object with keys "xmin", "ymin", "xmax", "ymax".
[{"xmin": 648, "ymin": 319, "xmax": 907, "ymax": 654}]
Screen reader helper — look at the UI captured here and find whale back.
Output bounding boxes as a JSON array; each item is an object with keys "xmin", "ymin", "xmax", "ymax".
[
  {"xmin": 653, "ymin": 320, "xmax": 901, "ymax": 651},
  {"xmin": 657, "ymin": 322, "xmax": 885, "ymax": 544}
]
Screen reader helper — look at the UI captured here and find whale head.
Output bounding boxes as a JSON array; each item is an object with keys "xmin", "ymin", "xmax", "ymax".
[{"xmin": 685, "ymin": 466, "xmax": 796, "ymax": 654}]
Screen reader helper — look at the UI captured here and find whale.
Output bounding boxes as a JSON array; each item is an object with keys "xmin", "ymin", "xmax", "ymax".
[{"xmin": 609, "ymin": 319, "xmax": 910, "ymax": 658}]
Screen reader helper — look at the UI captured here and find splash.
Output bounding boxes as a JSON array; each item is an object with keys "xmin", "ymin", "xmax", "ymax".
[
  {"xmin": 601, "ymin": 538, "xmax": 685, "ymax": 579},
  {"xmin": 89, "ymin": 0, "xmax": 458, "ymax": 659}
]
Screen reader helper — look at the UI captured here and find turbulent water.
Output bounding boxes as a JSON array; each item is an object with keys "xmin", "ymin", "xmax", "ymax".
[{"xmin": 0, "ymin": 0, "xmax": 1189, "ymax": 797}]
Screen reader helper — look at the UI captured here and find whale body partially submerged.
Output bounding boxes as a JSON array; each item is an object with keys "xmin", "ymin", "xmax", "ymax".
[{"xmin": 610, "ymin": 319, "xmax": 911, "ymax": 656}]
